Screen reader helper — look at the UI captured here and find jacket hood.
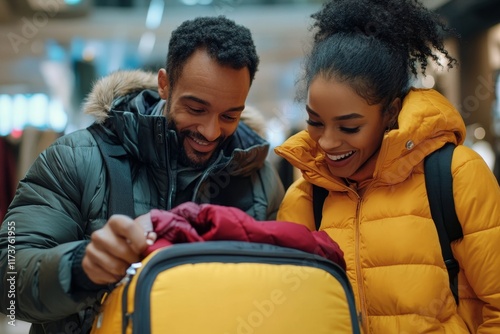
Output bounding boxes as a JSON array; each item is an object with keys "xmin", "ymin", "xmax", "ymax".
[
  {"xmin": 83, "ymin": 70, "xmax": 158, "ymax": 123},
  {"xmin": 275, "ymin": 88, "xmax": 466, "ymax": 188},
  {"xmin": 83, "ymin": 70, "xmax": 267, "ymax": 138}
]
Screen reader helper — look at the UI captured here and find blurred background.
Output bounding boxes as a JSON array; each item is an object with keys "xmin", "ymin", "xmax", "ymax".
[{"xmin": 1, "ymin": 0, "xmax": 500, "ymax": 331}]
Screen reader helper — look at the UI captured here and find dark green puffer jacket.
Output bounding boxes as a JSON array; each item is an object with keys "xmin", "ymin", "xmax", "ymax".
[{"xmin": 0, "ymin": 70, "xmax": 284, "ymax": 333}]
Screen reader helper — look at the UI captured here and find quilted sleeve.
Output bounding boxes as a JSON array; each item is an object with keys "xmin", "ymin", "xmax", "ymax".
[
  {"xmin": 277, "ymin": 177, "xmax": 317, "ymax": 232},
  {"xmin": 451, "ymin": 145, "xmax": 500, "ymax": 332},
  {"xmin": 0, "ymin": 132, "xmax": 104, "ymax": 322}
]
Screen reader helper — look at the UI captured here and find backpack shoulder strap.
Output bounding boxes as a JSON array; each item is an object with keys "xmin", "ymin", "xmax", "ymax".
[
  {"xmin": 312, "ymin": 184, "xmax": 329, "ymax": 231},
  {"xmin": 87, "ymin": 124, "xmax": 135, "ymax": 218},
  {"xmin": 424, "ymin": 142, "xmax": 463, "ymax": 304}
]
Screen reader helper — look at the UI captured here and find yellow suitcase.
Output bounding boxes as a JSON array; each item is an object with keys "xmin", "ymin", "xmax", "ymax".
[{"xmin": 91, "ymin": 241, "xmax": 361, "ymax": 334}]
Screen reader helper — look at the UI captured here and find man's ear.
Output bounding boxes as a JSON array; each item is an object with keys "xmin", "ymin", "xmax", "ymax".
[{"xmin": 157, "ymin": 69, "xmax": 169, "ymax": 100}]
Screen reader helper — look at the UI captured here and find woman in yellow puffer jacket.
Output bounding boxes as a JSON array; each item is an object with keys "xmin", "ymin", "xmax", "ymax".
[{"xmin": 275, "ymin": 0, "xmax": 500, "ymax": 333}]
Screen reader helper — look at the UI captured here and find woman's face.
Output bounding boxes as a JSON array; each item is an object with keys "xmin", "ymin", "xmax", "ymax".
[{"xmin": 306, "ymin": 76, "xmax": 395, "ymax": 183}]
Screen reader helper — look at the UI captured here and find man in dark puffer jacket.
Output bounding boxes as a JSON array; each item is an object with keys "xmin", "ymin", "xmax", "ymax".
[{"xmin": 0, "ymin": 16, "xmax": 284, "ymax": 333}]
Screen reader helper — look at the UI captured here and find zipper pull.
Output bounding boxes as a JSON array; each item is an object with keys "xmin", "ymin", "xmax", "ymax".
[
  {"xmin": 96, "ymin": 312, "xmax": 104, "ymax": 329},
  {"xmin": 358, "ymin": 311, "xmax": 363, "ymax": 326},
  {"xmin": 115, "ymin": 262, "xmax": 142, "ymax": 287}
]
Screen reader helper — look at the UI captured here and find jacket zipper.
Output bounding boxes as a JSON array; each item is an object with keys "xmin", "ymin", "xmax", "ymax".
[
  {"xmin": 154, "ymin": 119, "xmax": 172, "ymax": 210},
  {"xmin": 157, "ymin": 119, "xmax": 177, "ymax": 210},
  {"xmin": 354, "ymin": 195, "xmax": 369, "ymax": 333},
  {"xmin": 333, "ymin": 184, "xmax": 368, "ymax": 332},
  {"xmin": 191, "ymin": 153, "xmax": 226, "ymax": 202},
  {"xmin": 117, "ymin": 262, "xmax": 143, "ymax": 334},
  {"xmin": 354, "ymin": 182, "xmax": 382, "ymax": 333}
]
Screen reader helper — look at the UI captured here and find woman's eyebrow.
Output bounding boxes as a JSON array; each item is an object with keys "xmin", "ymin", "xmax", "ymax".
[{"xmin": 306, "ymin": 105, "xmax": 364, "ymax": 120}]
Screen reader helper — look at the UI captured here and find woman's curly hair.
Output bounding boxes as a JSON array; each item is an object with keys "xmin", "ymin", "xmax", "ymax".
[{"xmin": 298, "ymin": 0, "xmax": 459, "ymax": 107}]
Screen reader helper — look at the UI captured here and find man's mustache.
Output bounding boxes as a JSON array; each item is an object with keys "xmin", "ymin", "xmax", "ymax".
[{"xmin": 181, "ymin": 130, "xmax": 224, "ymax": 144}]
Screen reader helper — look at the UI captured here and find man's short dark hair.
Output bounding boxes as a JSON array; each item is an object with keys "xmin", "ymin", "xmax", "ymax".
[{"xmin": 166, "ymin": 16, "xmax": 259, "ymax": 88}]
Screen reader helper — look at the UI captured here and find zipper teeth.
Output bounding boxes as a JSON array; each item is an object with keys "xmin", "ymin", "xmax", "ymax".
[
  {"xmin": 163, "ymin": 121, "xmax": 175, "ymax": 210},
  {"xmin": 120, "ymin": 262, "xmax": 143, "ymax": 333},
  {"xmin": 354, "ymin": 196, "xmax": 368, "ymax": 332},
  {"xmin": 122, "ymin": 280, "xmax": 132, "ymax": 334},
  {"xmin": 156, "ymin": 119, "xmax": 171, "ymax": 210},
  {"xmin": 192, "ymin": 164, "xmax": 217, "ymax": 201},
  {"xmin": 191, "ymin": 151, "xmax": 226, "ymax": 202}
]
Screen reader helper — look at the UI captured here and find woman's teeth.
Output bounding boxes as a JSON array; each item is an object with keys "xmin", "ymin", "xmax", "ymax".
[{"xmin": 327, "ymin": 150, "xmax": 354, "ymax": 161}]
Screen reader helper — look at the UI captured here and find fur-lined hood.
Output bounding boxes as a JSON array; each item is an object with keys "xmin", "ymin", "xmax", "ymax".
[{"xmin": 83, "ymin": 70, "xmax": 267, "ymax": 138}]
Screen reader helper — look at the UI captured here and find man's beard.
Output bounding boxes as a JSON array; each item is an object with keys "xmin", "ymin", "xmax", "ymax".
[
  {"xmin": 168, "ymin": 117, "xmax": 224, "ymax": 169},
  {"xmin": 179, "ymin": 130, "xmax": 224, "ymax": 169}
]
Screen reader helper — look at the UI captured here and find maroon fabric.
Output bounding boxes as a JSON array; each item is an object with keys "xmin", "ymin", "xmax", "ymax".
[{"xmin": 145, "ymin": 202, "xmax": 346, "ymax": 269}]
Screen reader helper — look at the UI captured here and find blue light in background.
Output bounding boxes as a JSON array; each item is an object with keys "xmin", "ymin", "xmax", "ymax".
[
  {"xmin": 65, "ymin": 0, "xmax": 82, "ymax": 5},
  {"xmin": 48, "ymin": 100, "xmax": 68, "ymax": 132},
  {"xmin": 12, "ymin": 95, "xmax": 28, "ymax": 131},
  {"xmin": 0, "ymin": 94, "xmax": 68, "ymax": 135},
  {"xmin": 28, "ymin": 94, "xmax": 50, "ymax": 128},
  {"xmin": 146, "ymin": 0, "xmax": 164, "ymax": 30},
  {"xmin": 0, "ymin": 95, "xmax": 12, "ymax": 136},
  {"xmin": 46, "ymin": 40, "xmax": 67, "ymax": 62}
]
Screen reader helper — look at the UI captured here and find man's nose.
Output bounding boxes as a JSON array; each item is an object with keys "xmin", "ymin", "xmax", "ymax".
[{"xmin": 197, "ymin": 116, "xmax": 221, "ymax": 142}]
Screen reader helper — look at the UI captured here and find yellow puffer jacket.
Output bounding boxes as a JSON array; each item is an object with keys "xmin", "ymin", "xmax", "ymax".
[{"xmin": 275, "ymin": 89, "xmax": 500, "ymax": 333}]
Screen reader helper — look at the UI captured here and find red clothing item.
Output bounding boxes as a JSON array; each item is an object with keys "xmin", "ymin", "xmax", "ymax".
[{"xmin": 145, "ymin": 202, "xmax": 346, "ymax": 270}]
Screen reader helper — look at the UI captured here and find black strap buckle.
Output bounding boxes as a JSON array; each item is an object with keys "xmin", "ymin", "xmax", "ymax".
[{"xmin": 444, "ymin": 259, "xmax": 460, "ymax": 276}]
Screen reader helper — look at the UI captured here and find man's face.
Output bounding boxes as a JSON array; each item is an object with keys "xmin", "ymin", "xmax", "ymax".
[{"xmin": 158, "ymin": 49, "xmax": 251, "ymax": 169}]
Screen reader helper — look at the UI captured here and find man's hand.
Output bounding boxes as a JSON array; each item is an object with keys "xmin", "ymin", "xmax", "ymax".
[
  {"xmin": 82, "ymin": 214, "xmax": 151, "ymax": 285},
  {"xmin": 135, "ymin": 212, "xmax": 157, "ymax": 243}
]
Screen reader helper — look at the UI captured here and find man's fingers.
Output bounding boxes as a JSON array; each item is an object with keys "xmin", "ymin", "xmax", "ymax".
[
  {"xmin": 134, "ymin": 213, "xmax": 156, "ymax": 245},
  {"xmin": 145, "ymin": 231, "xmax": 157, "ymax": 244},
  {"xmin": 90, "ymin": 224, "xmax": 142, "ymax": 264},
  {"xmin": 83, "ymin": 243, "xmax": 131, "ymax": 285},
  {"xmin": 82, "ymin": 256, "xmax": 121, "ymax": 285},
  {"xmin": 135, "ymin": 212, "xmax": 153, "ymax": 233},
  {"xmin": 81, "ymin": 215, "xmax": 150, "ymax": 285},
  {"xmin": 106, "ymin": 214, "xmax": 149, "ymax": 254}
]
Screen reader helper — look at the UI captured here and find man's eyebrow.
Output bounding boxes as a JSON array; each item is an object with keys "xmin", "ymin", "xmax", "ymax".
[
  {"xmin": 181, "ymin": 95, "xmax": 245, "ymax": 112},
  {"xmin": 306, "ymin": 105, "xmax": 364, "ymax": 121},
  {"xmin": 181, "ymin": 95, "xmax": 210, "ymax": 106},
  {"xmin": 228, "ymin": 105, "xmax": 246, "ymax": 112}
]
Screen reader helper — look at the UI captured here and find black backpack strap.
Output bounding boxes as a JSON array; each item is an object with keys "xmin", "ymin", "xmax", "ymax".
[
  {"xmin": 424, "ymin": 142, "xmax": 463, "ymax": 304},
  {"xmin": 88, "ymin": 124, "xmax": 135, "ymax": 217},
  {"xmin": 312, "ymin": 184, "xmax": 329, "ymax": 231}
]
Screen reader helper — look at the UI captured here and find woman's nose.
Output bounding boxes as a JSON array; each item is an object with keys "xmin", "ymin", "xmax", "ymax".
[{"xmin": 318, "ymin": 128, "xmax": 342, "ymax": 152}]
